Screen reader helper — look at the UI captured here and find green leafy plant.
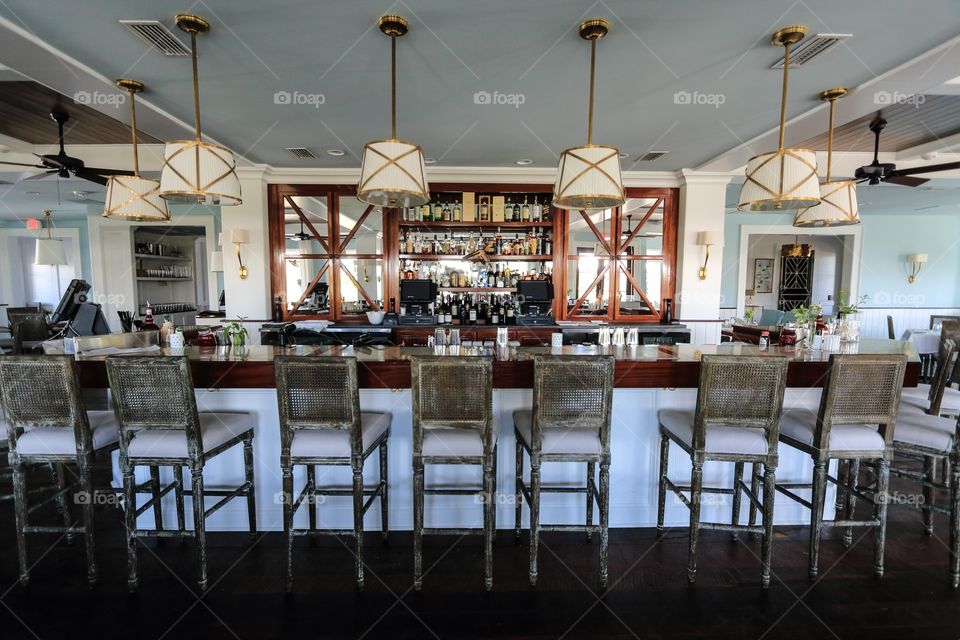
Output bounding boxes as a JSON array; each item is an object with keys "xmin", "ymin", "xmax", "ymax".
[
  {"xmin": 744, "ymin": 308, "xmax": 756, "ymax": 322},
  {"xmin": 224, "ymin": 317, "xmax": 249, "ymax": 346},
  {"xmin": 836, "ymin": 289, "xmax": 868, "ymax": 316},
  {"xmin": 791, "ymin": 304, "xmax": 822, "ymax": 327}
]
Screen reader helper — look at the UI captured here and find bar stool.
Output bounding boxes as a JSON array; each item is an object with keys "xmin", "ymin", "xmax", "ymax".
[
  {"xmin": 902, "ymin": 337, "xmax": 960, "ymax": 417},
  {"xmin": 0, "ymin": 355, "xmax": 122, "ymax": 586},
  {"xmin": 411, "ymin": 356, "xmax": 495, "ymax": 591},
  {"xmin": 274, "ymin": 356, "xmax": 390, "ymax": 591},
  {"xmin": 105, "ymin": 356, "xmax": 257, "ymax": 591},
  {"xmin": 774, "ymin": 353, "xmax": 907, "ymax": 579},
  {"xmin": 657, "ymin": 355, "xmax": 789, "ymax": 587},
  {"xmin": 513, "ymin": 354, "xmax": 614, "ymax": 588}
]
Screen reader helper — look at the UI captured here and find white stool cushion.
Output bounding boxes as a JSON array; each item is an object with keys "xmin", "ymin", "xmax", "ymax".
[
  {"xmin": 127, "ymin": 412, "xmax": 253, "ymax": 459},
  {"xmin": 895, "ymin": 404, "xmax": 957, "ymax": 452},
  {"xmin": 784, "ymin": 388, "xmax": 823, "ymax": 413},
  {"xmin": 290, "ymin": 412, "xmax": 391, "ymax": 458},
  {"xmin": 779, "ymin": 409, "xmax": 885, "ymax": 452},
  {"xmin": 658, "ymin": 409, "xmax": 769, "ymax": 456},
  {"xmin": 421, "ymin": 428, "xmax": 485, "ymax": 457},
  {"xmin": 16, "ymin": 410, "xmax": 119, "ymax": 456},
  {"xmin": 513, "ymin": 409, "xmax": 601, "ymax": 455},
  {"xmin": 901, "ymin": 384, "xmax": 960, "ymax": 415}
]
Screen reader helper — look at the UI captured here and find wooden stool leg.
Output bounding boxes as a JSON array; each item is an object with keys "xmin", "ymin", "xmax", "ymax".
[
  {"xmin": 514, "ymin": 436, "xmax": 523, "ymax": 542},
  {"xmin": 748, "ymin": 462, "xmax": 761, "ymax": 539},
  {"xmin": 175, "ymin": 466, "xmax": 186, "ymax": 536},
  {"xmin": 656, "ymin": 434, "xmax": 669, "ymax": 535},
  {"xmin": 599, "ymin": 462, "xmax": 610, "ymax": 589},
  {"xmin": 586, "ymin": 461, "xmax": 596, "ymax": 542},
  {"xmin": 761, "ymin": 464, "xmax": 777, "ymax": 589},
  {"xmin": 413, "ymin": 462, "xmax": 424, "ymax": 591},
  {"xmin": 923, "ymin": 456, "xmax": 936, "ymax": 536},
  {"xmin": 52, "ymin": 462, "xmax": 74, "ymax": 544},
  {"xmin": 353, "ymin": 466, "xmax": 365, "ymax": 590},
  {"xmin": 191, "ymin": 466, "xmax": 208, "ymax": 591},
  {"xmin": 687, "ymin": 462, "xmax": 704, "ymax": 584},
  {"xmin": 843, "ymin": 459, "xmax": 860, "ymax": 546},
  {"xmin": 528, "ymin": 462, "xmax": 541, "ymax": 586},
  {"xmin": 149, "ymin": 466, "xmax": 163, "ymax": 532},
  {"xmin": 950, "ymin": 453, "xmax": 960, "ymax": 588},
  {"xmin": 122, "ymin": 467, "xmax": 138, "ymax": 592},
  {"xmin": 731, "ymin": 461, "xmax": 744, "ymax": 541},
  {"xmin": 243, "ymin": 435, "xmax": 257, "ymax": 540},
  {"xmin": 12, "ymin": 461, "xmax": 29, "ymax": 586},
  {"xmin": 873, "ymin": 458, "xmax": 891, "ymax": 578},
  {"xmin": 80, "ymin": 458, "xmax": 98, "ymax": 587},
  {"xmin": 483, "ymin": 459, "xmax": 495, "ymax": 591},
  {"xmin": 809, "ymin": 459, "xmax": 828, "ymax": 580},
  {"xmin": 379, "ymin": 440, "xmax": 389, "ymax": 541},
  {"xmin": 282, "ymin": 466, "xmax": 294, "ymax": 593}
]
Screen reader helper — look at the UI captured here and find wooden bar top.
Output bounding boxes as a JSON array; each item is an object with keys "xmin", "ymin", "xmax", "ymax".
[{"xmin": 73, "ymin": 339, "xmax": 920, "ymax": 390}]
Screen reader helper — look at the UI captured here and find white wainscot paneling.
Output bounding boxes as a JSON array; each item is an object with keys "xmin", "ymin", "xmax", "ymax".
[{"xmin": 858, "ymin": 308, "xmax": 960, "ymax": 339}]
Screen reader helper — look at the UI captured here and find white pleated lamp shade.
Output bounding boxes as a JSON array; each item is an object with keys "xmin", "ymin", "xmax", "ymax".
[
  {"xmin": 103, "ymin": 175, "xmax": 170, "ymax": 221},
  {"xmin": 357, "ymin": 139, "xmax": 429, "ymax": 207},
  {"xmin": 35, "ymin": 238, "xmax": 67, "ymax": 266},
  {"xmin": 737, "ymin": 149, "xmax": 820, "ymax": 211},
  {"xmin": 159, "ymin": 140, "xmax": 242, "ymax": 206},
  {"xmin": 209, "ymin": 250, "xmax": 224, "ymax": 272},
  {"xmin": 553, "ymin": 145, "xmax": 625, "ymax": 211},
  {"xmin": 794, "ymin": 180, "xmax": 860, "ymax": 227}
]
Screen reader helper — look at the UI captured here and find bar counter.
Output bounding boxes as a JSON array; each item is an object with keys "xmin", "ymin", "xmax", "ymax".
[
  {"xmin": 82, "ymin": 338, "xmax": 919, "ymax": 534},
  {"xmin": 75, "ymin": 338, "xmax": 920, "ymax": 390}
]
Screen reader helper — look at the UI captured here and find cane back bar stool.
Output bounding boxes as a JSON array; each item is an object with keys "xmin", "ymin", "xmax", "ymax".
[
  {"xmin": 657, "ymin": 355, "xmax": 789, "ymax": 587},
  {"xmin": 105, "ymin": 356, "xmax": 257, "ymax": 591},
  {"xmin": 513, "ymin": 354, "xmax": 615, "ymax": 588},
  {"xmin": 274, "ymin": 356, "xmax": 390, "ymax": 591},
  {"xmin": 772, "ymin": 353, "xmax": 907, "ymax": 579},
  {"xmin": 0, "ymin": 355, "xmax": 122, "ymax": 586},
  {"xmin": 411, "ymin": 356, "xmax": 495, "ymax": 590},
  {"xmin": 901, "ymin": 337, "xmax": 960, "ymax": 417}
]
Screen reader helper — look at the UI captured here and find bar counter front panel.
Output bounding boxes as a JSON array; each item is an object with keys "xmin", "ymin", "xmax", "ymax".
[{"xmin": 75, "ymin": 340, "xmax": 919, "ymax": 534}]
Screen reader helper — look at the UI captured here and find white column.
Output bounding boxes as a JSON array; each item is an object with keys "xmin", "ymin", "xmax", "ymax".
[
  {"xmin": 222, "ymin": 167, "xmax": 270, "ymax": 320},
  {"xmin": 676, "ymin": 170, "xmax": 733, "ymax": 343}
]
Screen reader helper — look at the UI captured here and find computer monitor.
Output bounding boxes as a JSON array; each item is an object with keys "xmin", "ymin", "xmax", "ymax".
[
  {"xmin": 50, "ymin": 279, "xmax": 91, "ymax": 324},
  {"xmin": 71, "ymin": 303, "xmax": 111, "ymax": 336},
  {"xmin": 400, "ymin": 280, "xmax": 437, "ymax": 302},
  {"xmin": 517, "ymin": 280, "xmax": 553, "ymax": 302}
]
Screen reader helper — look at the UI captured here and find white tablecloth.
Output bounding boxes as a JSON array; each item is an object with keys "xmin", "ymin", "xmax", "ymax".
[{"xmin": 901, "ymin": 329, "xmax": 940, "ymax": 355}]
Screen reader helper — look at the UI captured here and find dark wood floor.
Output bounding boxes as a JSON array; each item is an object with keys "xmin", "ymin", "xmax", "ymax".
[{"xmin": 1, "ymin": 474, "xmax": 958, "ymax": 640}]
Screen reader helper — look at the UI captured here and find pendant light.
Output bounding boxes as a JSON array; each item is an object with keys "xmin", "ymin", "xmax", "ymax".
[
  {"xmin": 35, "ymin": 210, "xmax": 67, "ymax": 266},
  {"xmin": 103, "ymin": 79, "xmax": 170, "ymax": 221},
  {"xmin": 553, "ymin": 18, "xmax": 624, "ymax": 212},
  {"xmin": 794, "ymin": 88, "xmax": 860, "ymax": 227},
  {"xmin": 737, "ymin": 25, "xmax": 820, "ymax": 211},
  {"xmin": 357, "ymin": 15, "xmax": 429, "ymax": 208},
  {"xmin": 159, "ymin": 13, "xmax": 242, "ymax": 206}
]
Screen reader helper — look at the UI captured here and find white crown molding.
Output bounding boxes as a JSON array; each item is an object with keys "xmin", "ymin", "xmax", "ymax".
[{"xmin": 680, "ymin": 169, "xmax": 736, "ymax": 186}]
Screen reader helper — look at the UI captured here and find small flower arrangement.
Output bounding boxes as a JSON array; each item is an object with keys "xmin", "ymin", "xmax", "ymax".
[
  {"xmin": 224, "ymin": 317, "xmax": 249, "ymax": 347},
  {"xmin": 836, "ymin": 289, "xmax": 868, "ymax": 317}
]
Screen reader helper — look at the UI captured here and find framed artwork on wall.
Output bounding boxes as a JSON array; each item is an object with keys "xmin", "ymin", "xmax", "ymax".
[{"xmin": 753, "ymin": 258, "xmax": 774, "ymax": 293}]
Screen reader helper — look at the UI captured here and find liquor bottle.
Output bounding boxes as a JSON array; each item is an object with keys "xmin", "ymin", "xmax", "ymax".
[
  {"xmin": 532, "ymin": 196, "xmax": 542, "ymax": 222},
  {"xmin": 453, "ymin": 200, "xmax": 462, "ymax": 222},
  {"xmin": 421, "ymin": 201, "xmax": 431, "ymax": 221},
  {"xmin": 272, "ymin": 296, "xmax": 284, "ymax": 322},
  {"xmin": 479, "ymin": 199, "xmax": 490, "ymax": 222},
  {"xmin": 450, "ymin": 295, "xmax": 461, "ymax": 325},
  {"xmin": 505, "ymin": 197, "xmax": 513, "ymax": 222},
  {"xmin": 521, "ymin": 196, "xmax": 530, "ymax": 222},
  {"xmin": 433, "ymin": 198, "xmax": 444, "ymax": 222},
  {"xmin": 140, "ymin": 301, "xmax": 160, "ymax": 332},
  {"xmin": 491, "ymin": 297, "xmax": 500, "ymax": 325},
  {"xmin": 468, "ymin": 295, "xmax": 478, "ymax": 325},
  {"xmin": 542, "ymin": 201, "xmax": 550, "ymax": 222},
  {"xmin": 442, "ymin": 200, "xmax": 451, "ymax": 221},
  {"xmin": 505, "ymin": 296, "xmax": 516, "ymax": 325},
  {"xmin": 542, "ymin": 233, "xmax": 552, "ymax": 256}
]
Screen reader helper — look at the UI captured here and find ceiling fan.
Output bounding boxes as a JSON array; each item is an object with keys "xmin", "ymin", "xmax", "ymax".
[
  {"xmin": 285, "ymin": 218, "xmax": 312, "ymax": 241},
  {"xmin": 0, "ymin": 110, "xmax": 135, "ymax": 186},
  {"xmin": 854, "ymin": 117, "xmax": 960, "ymax": 187}
]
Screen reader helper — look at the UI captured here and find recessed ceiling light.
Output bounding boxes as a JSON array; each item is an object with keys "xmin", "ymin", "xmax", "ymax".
[
  {"xmin": 26, "ymin": 191, "xmax": 41, "ymax": 196},
  {"xmin": 424, "ymin": 158, "xmax": 437, "ymax": 165},
  {"xmin": 618, "ymin": 152, "xmax": 629, "ymax": 159},
  {"xmin": 325, "ymin": 149, "xmax": 345, "ymax": 157},
  {"xmin": 73, "ymin": 190, "xmax": 89, "ymax": 198},
  {"xmin": 515, "ymin": 159, "xmax": 534, "ymax": 165}
]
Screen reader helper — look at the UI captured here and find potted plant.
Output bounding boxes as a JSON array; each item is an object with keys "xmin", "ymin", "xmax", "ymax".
[
  {"xmin": 744, "ymin": 308, "xmax": 756, "ymax": 325},
  {"xmin": 224, "ymin": 317, "xmax": 249, "ymax": 348},
  {"xmin": 836, "ymin": 289, "xmax": 867, "ymax": 342}
]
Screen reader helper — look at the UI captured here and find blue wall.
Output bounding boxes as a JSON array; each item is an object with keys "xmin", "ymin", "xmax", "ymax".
[{"xmin": 721, "ymin": 210, "xmax": 960, "ymax": 309}]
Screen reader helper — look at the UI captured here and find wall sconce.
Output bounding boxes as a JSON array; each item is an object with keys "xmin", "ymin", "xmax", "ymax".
[
  {"xmin": 231, "ymin": 228, "xmax": 249, "ymax": 279},
  {"xmin": 696, "ymin": 231, "xmax": 717, "ymax": 280},
  {"xmin": 907, "ymin": 253, "xmax": 927, "ymax": 284}
]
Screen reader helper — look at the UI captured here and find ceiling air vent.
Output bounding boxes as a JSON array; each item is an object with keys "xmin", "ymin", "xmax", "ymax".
[
  {"xmin": 637, "ymin": 151, "xmax": 668, "ymax": 162},
  {"xmin": 285, "ymin": 147, "xmax": 318, "ymax": 160},
  {"xmin": 119, "ymin": 20, "xmax": 192, "ymax": 57},
  {"xmin": 771, "ymin": 33, "xmax": 852, "ymax": 69}
]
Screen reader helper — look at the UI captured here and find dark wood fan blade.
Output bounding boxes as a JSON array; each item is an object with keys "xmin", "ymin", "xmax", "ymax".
[
  {"xmin": 885, "ymin": 175, "xmax": 929, "ymax": 187},
  {"xmin": 35, "ymin": 153, "xmax": 64, "ymax": 168},
  {"xmin": 0, "ymin": 160, "xmax": 46, "ymax": 168},
  {"xmin": 892, "ymin": 160, "xmax": 960, "ymax": 176},
  {"xmin": 82, "ymin": 167, "xmax": 136, "ymax": 177},
  {"xmin": 23, "ymin": 170, "xmax": 57, "ymax": 181},
  {"xmin": 72, "ymin": 170, "xmax": 108, "ymax": 186}
]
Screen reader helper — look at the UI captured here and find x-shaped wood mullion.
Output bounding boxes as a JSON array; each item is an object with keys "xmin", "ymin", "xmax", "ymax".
[
  {"xmin": 285, "ymin": 196, "xmax": 330, "ymax": 253},
  {"xmin": 578, "ymin": 209, "xmax": 613, "ymax": 255},
  {"xmin": 568, "ymin": 261, "xmax": 611, "ymax": 317},
  {"xmin": 619, "ymin": 198, "xmax": 662, "ymax": 253},
  {"xmin": 338, "ymin": 204, "xmax": 376, "ymax": 253},
  {"xmin": 291, "ymin": 259, "xmax": 330, "ymax": 312},
  {"xmin": 338, "ymin": 260, "xmax": 380, "ymax": 312},
  {"xmin": 619, "ymin": 261, "xmax": 658, "ymax": 316}
]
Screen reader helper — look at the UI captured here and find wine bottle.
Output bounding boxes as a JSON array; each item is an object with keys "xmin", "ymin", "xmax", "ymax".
[
  {"xmin": 453, "ymin": 200, "xmax": 462, "ymax": 222},
  {"xmin": 521, "ymin": 196, "xmax": 530, "ymax": 222}
]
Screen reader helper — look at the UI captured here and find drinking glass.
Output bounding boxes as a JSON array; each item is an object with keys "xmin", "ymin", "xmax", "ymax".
[
  {"xmin": 449, "ymin": 329, "xmax": 461, "ymax": 346},
  {"xmin": 598, "ymin": 327, "xmax": 611, "ymax": 347},
  {"xmin": 612, "ymin": 327, "xmax": 625, "ymax": 347},
  {"xmin": 626, "ymin": 328, "xmax": 639, "ymax": 347}
]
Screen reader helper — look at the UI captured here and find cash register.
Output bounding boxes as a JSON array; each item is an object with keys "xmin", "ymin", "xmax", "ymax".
[
  {"xmin": 399, "ymin": 280, "xmax": 438, "ymax": 325},
  {"xmin": 516, "ymin": 280, "xmax": 556, "ymax": 326}
]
